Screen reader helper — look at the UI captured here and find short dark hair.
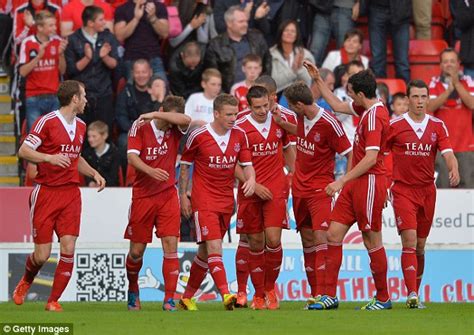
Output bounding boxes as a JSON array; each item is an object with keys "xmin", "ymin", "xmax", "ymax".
[
  {"xmin": 440, "ymin": 47, "xmax": 459, "ymax": 62},
  {"xmin": 254, "ymin": 75, "xmax": 277, "ymax": 95},
  {"xmin": 147, "ymin": 74, "xmax": 166, "ymax": 89},
  {"xmin": 344, "ymin": 28, "xmax": 364, "ymax": 44},
  {"xmin": 284, "ymin": 81, "xmax": 314, "ymax": 106},
  {"xmin": 181, "ymin": 41, "xmax": 201, "ymax": 58},
  {"xmin": 132, "ymin": 58, "xmax": 151, "ymax": 71},
  {"xmin": 348, "ymin": 70, "xmax": 377, "ymax": 99},
  {"xmin": 406, "ymin": 79, "xmax": 429, "ymax": 97},
  {"xmin": 346, "ymin": 60, "xmax": 365, "ymax": 73},
  {"xmin": 246, "ymin": 85, "xmax": 268, "ymax": 106},
  {"xmin": 243, "ymin": 54, "xmax": 262, "ymax": 66},
  {"xmin": 82, "ymin": 5, "xmax": 104, "ymax": 26},
  {"xmin": 391, "ymin": 92, "xmax": 407, "ymax": 103},
  {"xmin": 214, "ymin": 93, "xmax": 238, "ymax": 112},
  {"xmin": 58, "ymin": 80, "xmax": 84, "ymax": 107},
  {"xmin": 162, "ymin": 95, "xmax": 185, "ymax": 114}
]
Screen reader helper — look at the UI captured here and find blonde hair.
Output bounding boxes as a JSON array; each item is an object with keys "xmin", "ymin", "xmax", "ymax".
[
  {"xmin": 88, "ymin": 120, "xmax": 109, "ymax": 136},
  {"xmin": 35, "ymin": 10, "xmax": 56, "ymax": 26},
  {"xmin": 202, "ymin": 68, "xmax": 222, "ymax": 83}
]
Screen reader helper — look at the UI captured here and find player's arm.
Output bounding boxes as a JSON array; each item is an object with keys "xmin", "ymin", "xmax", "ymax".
[
  {"xmin": 78, "ymin": 156, "xmax": 106, "ymax": 192},
  {"xmin": 283, "ymin": 145, "xmax": 296, "ymax": 174},
  {"xmin": 137, "ymin": 109, "xmax": 191, "ymax": 128},
  {"xmin": 442, "ymin": 151, "xmax": 460, "ymax": 187},
  {"xmin": 271, "ymin": 108, "xmax": 297, "ymax": 135},
  {"xmin": 325, "ymin": 149, "xmax": 378, "ymax": 196},
  {"xmin": 127, "ymin": 152, "xmax": 170, "ymax": 181},
  {"xmin": 235, "ymin": 164, "xmax": 272, "ymax": 200},
  {"xmin": 303, "ymin": 60, "xmax": 353, "ymax": 115},
  {"xmin": 178, "ymin": 164, "xmax": 192, "ymax": 219},
  {"xmin": 18, "ymin": 142, "xmax": 70, "ymax": 167},
  {"xmin": 241, "ymin": 164, "xmax": 256, "ymax": 197},
  {"xmin": 345, "ymin": 149, "xmax": 353, "ymax": 172}
]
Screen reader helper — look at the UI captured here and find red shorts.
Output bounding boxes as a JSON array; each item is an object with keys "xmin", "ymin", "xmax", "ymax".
[
  {"xmin": 331, "ymin": 174, "xmax": 387, "ymax": 232},
  {"xmin": 30, "ymin": 184, "xmax": 81, "ymax": 244},
  {"xmin": 390, "ymin": 182, "xmax": 436, "ymax": 238},
  {"xmin": 124, "ymin": 187, "xmax": 180, "ymax": 243},
  {"xmin": 193, "ymin": 210, "xmax": 232, "ymax": 243},
  {"xmin": 236, "ymin": 198, "xmax": 289, "ymax": 234},
  {"xmin": 293, "ymin": 191, "xmax": 332, "ymax": 231}
]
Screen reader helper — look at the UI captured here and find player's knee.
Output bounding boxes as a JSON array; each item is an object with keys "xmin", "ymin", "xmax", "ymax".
[
  {"xmin": 326, "ymin": 229, "xmax": 342, "ymax": 244},
  {"xmin": 248, "ymin": 237, "xmax": 264, "ymax": 251},
  {"xmin": 34, "ymin": 251, "xmax": 51, "ymax": 265},
  {"xmin": 265, "ymin": 237, "xmax": 281, "ymax": 249},
  {"xmin": 129, "ymin": 248, "xmax": 144, "ymax": 260}
]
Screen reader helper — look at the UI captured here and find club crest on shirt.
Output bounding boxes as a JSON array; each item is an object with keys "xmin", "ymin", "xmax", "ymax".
[
  {"xmin": 431, "ymin": 132, "xmax": 437, "ymax": 142},
  {"xmin": 276, "ymin": 128, "xmax": 282, "ymax": 138},
  {"xmin": 50, "ymin": 46, "xmax": 56, "ymax": 55},
  {"xmin": 234, "ymin": 143, "xmax": 241, "ymax": 152},
  {"xmin": 314, "ymin": 132, "xmax": 320, "ymax": 142},
  {"xmin": 202, "ymin": 226, "xmax": 209, "ymax": 236}
]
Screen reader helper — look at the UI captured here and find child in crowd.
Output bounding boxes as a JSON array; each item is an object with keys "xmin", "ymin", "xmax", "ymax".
[
  {"xmin": 230, "ymin": 54, "xmax": 262, "ymax": 112},
  {"xmin": 390, "ymin": 92, "xmax": 409, "ymax": 117},
  {"xmin": 185, "ymin": 68, "xmax": 222, "ymax": 123}
]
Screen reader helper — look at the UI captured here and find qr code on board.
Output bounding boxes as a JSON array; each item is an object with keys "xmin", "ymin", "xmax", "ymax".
[{"xmin": 76, "ymin": 253, "xmax": 127, "ymax": 301}]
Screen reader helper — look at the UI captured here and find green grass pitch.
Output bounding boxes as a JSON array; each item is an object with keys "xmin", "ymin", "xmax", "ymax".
[{"xmin": 0, "ymin": 302, "xmax": 473, "ymax": 335}]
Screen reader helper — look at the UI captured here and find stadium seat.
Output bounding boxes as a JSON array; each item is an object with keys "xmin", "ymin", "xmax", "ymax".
[{"xmin": 376, "ymin": 79, "xmax": 407, "ymax": 95}]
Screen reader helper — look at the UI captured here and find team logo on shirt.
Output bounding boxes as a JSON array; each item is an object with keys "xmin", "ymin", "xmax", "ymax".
[
  {"xmin": 50, "ymin": 46, "xmax": 56, "ymax": 55},
  {"xmin": 276, "ymin": 129, "xmax": 282, "ymax": 138},
  {"xmin": 234, "ymin": 143, "xmax": 241, "ymax": 153},
  {"xmin": 431, "ymin": 132, "xmax": 437, "ymax": 142},
  {"xmin": 314, "ymin": 132, "xmax": 321, "ymax": 142},
  {"xmin": 202, "ymin": 226, "xmax": 209, "ymax": 236},
  {"xmin": 29, "ymin": 50, "xmax": 38, "ymax": 58}
]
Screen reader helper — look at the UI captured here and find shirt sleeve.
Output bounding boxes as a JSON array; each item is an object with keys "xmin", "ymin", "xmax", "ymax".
[
  {"xmin": 349, "ymin": 101, "xmax": 365, "ymax": 116},
  {"xmin": 180, "ymin": 129, "xmax": 199, "ymax": 165},
  {"xmin": 155, "ymin": 2, "xmax": 168, "ymax": 19},
  {"xmin": 114, "ymin": 6, "xmax": 127, "ymax": 23},
  {"xmin": 237, "ymin": 131, "xmax": 252, "ymax": 166},
  {"xmin": 24, "ymin": 116, "xmax": 49, "ymax": 150},
  {"xmin": 127, "ymin": 121, "xmax": 142, "ymax": 155},
  {"xmin": 328, "ymin": 119, "xmax": 352, "ymax": 156},
  {"xmin": 282, "ymin": 111, "xmax": 297, "ymax": 144},
  {"xmin": 364, "ymin": 111, "xmax": 384, "ymax": 152},
  {"xmin": 437, "ymin": 121, "xmax": 453, "ymax": 155},
  {"xmin": 385, "ymin": 124, "xmax": 395, "ymax": 154}
]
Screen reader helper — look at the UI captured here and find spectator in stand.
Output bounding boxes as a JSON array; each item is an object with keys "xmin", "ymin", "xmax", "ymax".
[
  {"xmin": 321, "ymin": 28, "xmax": 368, "ymax": 72},
  {"xmin": 19, "ymin": 10, "xmax": 67, "ymax": 132},
  {"xmin": 205, "ymin": 5, "xmax": 271, "ymax": 93},
  {"xmin": 428, "ymin": 48, "xmax": 474, "ymax": 188},
  {"xmin": 270, "ymin": 19, "xmax": 315, "ymax": 93},
  {"xmin": 309, "ymin": 0, "xmax": 359, "ymax": 66},
  {"xmin": 364, "ymin": 0, "xmax": 411, "ymax": 83},
  {"xmin": 13, "ymin": 0, "xmax": 61, "ymax": 50},
  {"xmin": 452, "ymin": 0, "xmax": 474, "ymax": 79},
  {"xmin": 390, "ymin": 92, "xmax": 408, "ymax": 117},
  {"xmin": 147, "ymin": 74, "xmax": 167, "ymax": 111},
  {"xmin": 65, "ymin": 5, "xmax": 119, "ymax": 129},
  {"xmin": 184, "ymin": 68, "xmax": 222, "ymax": 124},
  {"xmin": 61, "ymin": 0, "xmax": 114, "ymax": 37},
  {"xmin": 168, "ymin": 41, "xmax": 205, "ymax": 100},
  {"xmin": 213, "ymin": 0, "xmax": 270, "ymax": 36},
  {"xmin": 376, "ymin": 81, "xmax": 389, "ymax": 105},
  {"xmin": 83, "ymin": 120, "xmax": 120, "ymax": 186},
  {"xmin": 230, "ymin": 54, "xmax": 262, "ymax": 112},
  {"xmin": 0, "ymin": 1, "xmax": 12, "ymax": 76},
  {"xmin": 114, "ymin": 0, "xmax": 169, "ymax": 82},
  {"xmin": 169, "ymin": 0, "xmax": 215, "ymax": 49},
  {"xmin": 412, "ymin": 0, "xmax": 431, "ymax": 40}
]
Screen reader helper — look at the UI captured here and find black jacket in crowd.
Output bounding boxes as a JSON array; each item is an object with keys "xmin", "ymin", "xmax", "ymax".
[
  {"xmin": 65, "ymin": 29, "xmax": 120, "ymax": 99},
  {"xmin": 204, "ymin": 29, "xmax": 272, "ymax": 93},
  {"xmin": 82, "ymin": 143, "xmax": 120, "ymax": 187},
  {"xmin": 168, "ymin": 44, "xmax": 206, "ymax": 100},
  {"xmin": 452, "ymin": 0, "xmax": 474, "ymax": 69}
]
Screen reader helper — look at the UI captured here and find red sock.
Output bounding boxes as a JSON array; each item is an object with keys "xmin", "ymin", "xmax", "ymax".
[
  {"xmin": 248, "ymin": 249, "xmax": 265, "ymax": 298},
  {"xmin": 368, "ymin": 246, "xmax": 389, "ymax": 302},
  {"xmin": 235, "ymin": 241, "xmax": 250, "ymax": 293},
  {"xmin": 183, "ymin": 256, "xmax": 208, "ymax": 299},
  {"xmin": 401, "ymin": 247, "xmax": 417, "ymax": 294},
  {"xmin": 325, "ymin": 243, "xmax": 343, "ymax": 297},
  {"xmin": 24, "ymin": 253, "xmax": 42, "ymax": 284},
  {"xmin": 126, "ymin": 254, "xmax": 143, "ymax": 293},
  {"xmin": 264, "ymin": 244, "xmax": 282, "ymax": 292},
  {"xmin": 303, "ymin": 246, "xmax": 317, "ymax": 296},
  {"xmin": 315, "ymin": 244, "xmax": 327, "ymax": 296},
  {"xmin": 416, "ymin": 252, "xmax": 425, "ymax": 293},
  {"xmin": 208, "ymin": 253, "xmax": 229, "ymax": 297},
  {"xmin": 48, "ymin": 253, "xmax": 74, "ymax": 303},
  {"xmin": 163, "ymin": 252, "xmax": 179, "ymax": 301}
]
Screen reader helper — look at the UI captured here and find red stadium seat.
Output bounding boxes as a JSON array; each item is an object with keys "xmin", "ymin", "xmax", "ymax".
[
  {"xmin": 409, "ymin": 40, "xmax": 448, "ymax": 62},
  {"xmin": 376, "ymin": 79, "xmax": 407, "ymax": 95}
]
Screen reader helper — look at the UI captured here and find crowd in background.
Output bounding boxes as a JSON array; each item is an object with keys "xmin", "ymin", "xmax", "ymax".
[{"xmin": 0, "ymin": 0, "xmax": 472, "ymax": 195}]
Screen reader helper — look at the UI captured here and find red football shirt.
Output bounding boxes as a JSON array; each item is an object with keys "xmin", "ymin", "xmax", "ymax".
[
  {"xmin": 387, "ymin": 113, "xmax": 453, "ymax": 186},
  {"xmin": 292, "ymin": 107, "xmax": 352, "ymax": 198},
  {"xmin": 24, "ymin": 110, "xmax": 86, "ymax": 186},
  {"xmin": 19, "ymin": 35, "xmax": 62, "ymax": 97},
  {"xmin": 429, "ymin": 75, "xmax": 474, "ymax": 153},
  {"xmin": 235, "ymin": 112, "xmax": 290, "ymax": 202},
  {"xmin": 61, "ymin": 0, "xmax": 114, "ymax": 31},
  {"xmin": 127, "ymin": 121, "xmax": 184, "ymax": 199},
  {"xmin": 181, "ymin": 124, "xmax": 252, "ymax": 214},
  {"xmin": 349, "ymin": 101, "xmax": 390, "ymax": 176}
]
